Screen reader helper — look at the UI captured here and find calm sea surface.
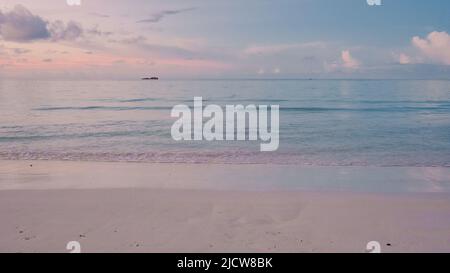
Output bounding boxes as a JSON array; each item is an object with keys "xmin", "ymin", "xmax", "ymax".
[{"xmin": 0, "ymin": 79, "xmax": 449, "ymax": 167}]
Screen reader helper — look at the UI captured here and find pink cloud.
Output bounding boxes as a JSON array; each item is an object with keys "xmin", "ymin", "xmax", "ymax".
[
  {"xmin": 341, "ymin": 50, "xmax": 359, "ymax": 69},
  {"xmin": 397, "ymin": 53, "xmax": 412, "ymax": 65},
  {"xmin": 412, "ymin": 31, "xmax": 450, "ymax": 65}
]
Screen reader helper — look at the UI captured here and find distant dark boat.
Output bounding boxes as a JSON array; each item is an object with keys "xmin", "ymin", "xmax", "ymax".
[{"xmin": 142, "ymin": 77, "xmax": 159, "ymax": 80}]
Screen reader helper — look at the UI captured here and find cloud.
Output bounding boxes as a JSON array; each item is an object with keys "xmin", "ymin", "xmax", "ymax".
[
  {"xmin": 12, "ymin": 48, "xmax": 31, "ymax": 55},
  {"xmin": 86, "ymin": 26, "xmax": 113, "ymax": 37},
  {"xmin": 89, "ymin": 12, "xmax": 110, "ymax": 18},
  {"xmin": 49, "ymin": 20, "xmax": 83, "ymax": 41},
  {"xmin": 0, "ymin": 45, "xmax": 31, "ymax": 55},
  {"xmin": 397, "ymin": 53, "xmax": 411, "ymax": 65},
  {"xmin": 412, "ymin": 31, "xmax": 450, "ymax": 65},
  {"xmin": 341, "ymin": 50, "xmax": 359, "ymax": 69},
  {"xmin": 244, "ymin": 42, "xmax": 326, "ymax": 55},
  {"xmin": 0, "ymin": 5, "xmax": 50, "ymax": 42},
  {"xmin": 255, "ymin": 67, "xmax": 281, "ymax": 75},
  {"xmin": 108, "ymin": 35, "xmax": 147, "ymax": 45},
  {"xmin": 324, "ymin": 50, "xmax": 360, "ymax": 72},
  {"xmin": 137, "ymin": 7, "xmax": 196, "ymax": 23},
  {"xmin": 0, "ymin": 5, "xmax": 84, "ymax": 42}
]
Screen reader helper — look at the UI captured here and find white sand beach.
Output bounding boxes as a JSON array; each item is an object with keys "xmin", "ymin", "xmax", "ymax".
[{"xmin": 1, "ymin": 160, "xmax": 450, "ymax": 253}]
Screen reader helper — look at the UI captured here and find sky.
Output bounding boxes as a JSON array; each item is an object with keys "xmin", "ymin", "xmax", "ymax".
[{"xmin": 0, "ymin": 0, "xmax": 449, "ymax": 79}]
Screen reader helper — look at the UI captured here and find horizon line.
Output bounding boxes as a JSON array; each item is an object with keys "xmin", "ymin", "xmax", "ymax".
[{"xmin": 1, "ymin": 78, "xmax": 449, "ymax": 81}]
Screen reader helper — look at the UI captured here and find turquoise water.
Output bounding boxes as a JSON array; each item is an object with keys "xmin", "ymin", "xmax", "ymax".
[{"xmin": 0, "ymin": 79, "xmax": 449, "ymax": 167}]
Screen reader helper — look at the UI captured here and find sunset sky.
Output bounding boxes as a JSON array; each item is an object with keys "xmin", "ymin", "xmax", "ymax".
[{"xmin": 0, "ymin": 0, "xmax": 449, "ymax": 79}]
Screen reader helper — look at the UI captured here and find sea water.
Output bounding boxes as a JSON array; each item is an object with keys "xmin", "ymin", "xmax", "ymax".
[{"xmin": 0, "ymin": 79, "xmax": 449, "ymax": 167}]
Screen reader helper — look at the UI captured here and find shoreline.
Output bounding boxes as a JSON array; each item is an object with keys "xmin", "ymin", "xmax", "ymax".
[{"xmin": 1, "ymin": 160, "xmax": 449, "ymax": 193}]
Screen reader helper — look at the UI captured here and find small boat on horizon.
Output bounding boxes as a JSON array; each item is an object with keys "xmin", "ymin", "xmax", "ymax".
[{"xmin": 142, "ymin": 77, "xmax": 159, "ymax": 80}]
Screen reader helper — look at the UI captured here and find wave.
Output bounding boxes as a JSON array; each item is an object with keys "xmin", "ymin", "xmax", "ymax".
[
  {"xmin": 105, "ymin": 97, "xmax": 450, "ymax": 106},
  {"xmin": 0, "ymin": 151, "xmax": 449, "ymax": 167},
  {"xmin": 34, "ymin": 105, "xmax": 450, "ymax": 112},
  {"xmin": 281, "ymin": 106, "xmax": 450, "ymax": 112},
  {"xmin": 34, "ymin": 106, "xmax": 174, "ymax": 111}
]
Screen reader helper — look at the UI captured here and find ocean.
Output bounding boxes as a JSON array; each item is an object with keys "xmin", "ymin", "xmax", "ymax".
[{"xmin": 1, "ymin": 79, "xmax": 449, "ymax": 167}]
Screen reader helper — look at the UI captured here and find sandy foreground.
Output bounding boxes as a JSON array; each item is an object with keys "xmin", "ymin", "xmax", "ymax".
[{"xmin": 0, "ymin": 160, "xmax": 450, "ymax": 253}]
